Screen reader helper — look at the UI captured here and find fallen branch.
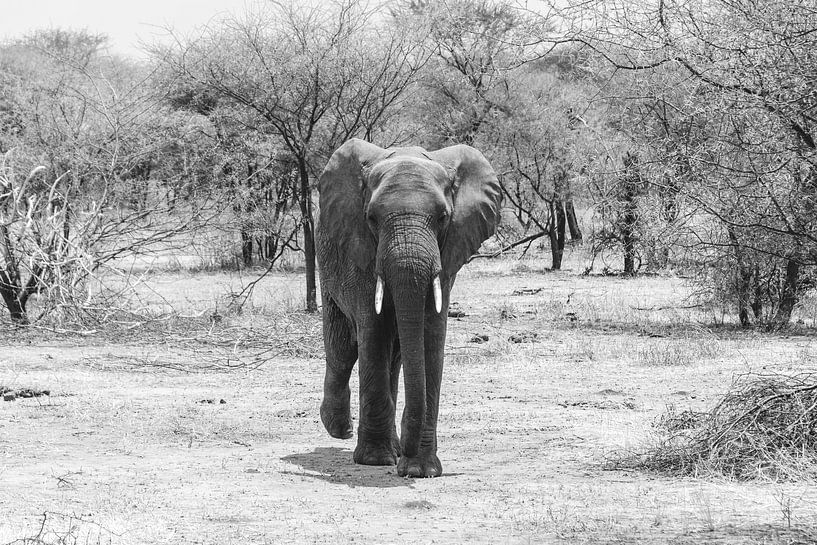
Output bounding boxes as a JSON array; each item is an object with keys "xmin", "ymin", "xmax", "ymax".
[
  {"xmin": 468, "ymin": 230, "xmax": 547, "ymax": 261},
  {"xmin": 630, "ymin": 303, "xmax": 706, "ymax": 311},
  {"xmin": 228, "ymin": 261, "xmax": 277, "ymax": 313}
]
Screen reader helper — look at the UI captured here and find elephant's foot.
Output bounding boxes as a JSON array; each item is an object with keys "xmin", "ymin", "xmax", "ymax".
[
  {"xmin": 353, "ymin": 433, "xmax": 400, "ymax": 466},
  {"xmin": 397, "ymin": 453, "xmax": 442, "ymax": 478},
  {"xmin": 320, "ymin": 399, "xmax": 353, "ymax": 439}
]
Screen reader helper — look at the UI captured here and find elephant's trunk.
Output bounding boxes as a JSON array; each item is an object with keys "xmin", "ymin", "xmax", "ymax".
[
  {"xmin": 393, "ymin": 290, "xmax": 427, "ymax": 457},
  {"xmin": 376, "ymin": 213, "xmax": 441, "ymax": 458}
]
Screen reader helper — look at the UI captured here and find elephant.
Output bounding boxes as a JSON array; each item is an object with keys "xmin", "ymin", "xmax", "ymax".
[{"xmin": 316, "ymin": 138, "xmax": 502, "ymax": 477}]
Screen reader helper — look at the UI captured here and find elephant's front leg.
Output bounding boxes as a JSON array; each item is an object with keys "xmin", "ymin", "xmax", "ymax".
[
  {"xmin": 320, "ymin": 296, "xmax": 357, "ymax": 440},
  {"xmin": 354, "ymin": 321, "xmax": 401, "ymax": 466},
  {"xmin": 397, "ymin": 293, "xmax": 448, "ymax": 478}
]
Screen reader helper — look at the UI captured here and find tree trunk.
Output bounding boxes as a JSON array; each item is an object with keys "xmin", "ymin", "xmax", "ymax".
[
  {"xmin": 750, "ymin": 263, "xmax": 763, "ymax": 322},
  {"xmin": 728, "ymin": 227, "xmax": 752, "ymax": 327},
  {"xmin": 621, "ymin": 153, "xmax": 640, "ymax": 275},
  {"xmin": 296, "ymin": 155, "xmax": 318, "ymax": 313},
  {"xmin": 622, "ymin": 238, "xmax": 636, "ymax": 275},
  {"xmin": 265, "ymin": 235, "xmax": 277, "ymax": 262},
  {"xmin": 0, "ymin": 270, "xmax": 27, "ymax": 323},
  {"xmin": 61, "ymin": 202, "xmax": 70, "ymax": 254},
  {"xmin": 0, "ymin": 223, "xmax": 28, "ymax": 323},
  {"xmin": 773, "ymin": 258, "xmax": 799, "ymax": 325},
  {"xmin": 660, "ymin": 169, "xmax": 680, "ymax": 223},
  {"xmin": 565, "ymin": 200, "xmax": 582, "ymax": 241},
  {"xmin": 548, "ymin": 201, "xmax": 565, "ymax": 270},
  {"xmin": 736, "ymin": 267, "xmax": 752, "ymax": 327},
  {"xmin": 241, "ymin": 231, "xmax": 253, "ymax": 266}
]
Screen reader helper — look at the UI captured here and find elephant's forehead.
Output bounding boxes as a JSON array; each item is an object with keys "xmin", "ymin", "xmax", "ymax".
[{"xmin": 369, "ymin": 156, "xmax": 448, "ymax": 186}]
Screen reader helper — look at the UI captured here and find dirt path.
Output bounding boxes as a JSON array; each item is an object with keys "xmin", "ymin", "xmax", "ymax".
[{"xmin": 2, "ymin": 270, "xmax": 817, "ymax": 544}]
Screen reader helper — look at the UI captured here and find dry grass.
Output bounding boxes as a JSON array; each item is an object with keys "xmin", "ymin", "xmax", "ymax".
[
  {"xmin": 3, "ymin": 253, "xmax": 817, "ymax": 544},
  {"xmin": 635, "ymin": 336, "xmax": 722, "ymax": 366}
]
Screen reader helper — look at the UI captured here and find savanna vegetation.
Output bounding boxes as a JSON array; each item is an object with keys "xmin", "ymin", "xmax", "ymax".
[
  {"xmin": 2, "ymin": 1, "xmax": 817, "ymax": 544},
  {"xmin": 2, "ymin": 0, "xmax": 813, "ymax": 328}
]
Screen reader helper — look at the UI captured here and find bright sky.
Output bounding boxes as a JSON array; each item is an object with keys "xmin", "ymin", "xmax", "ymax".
[{"xmin": 0, "ymin": 0, "xmax": 256, "ymax": 58}]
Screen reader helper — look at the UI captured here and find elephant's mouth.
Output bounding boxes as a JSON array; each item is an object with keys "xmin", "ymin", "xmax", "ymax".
[{"xmin": 374, "ymin": 274, "xmax": 441, "ymax": 315}]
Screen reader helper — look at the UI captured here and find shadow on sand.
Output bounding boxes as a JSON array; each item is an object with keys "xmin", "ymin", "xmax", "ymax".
[{"xmin": 281, "ymin": 447, "xmax": 415, "ymax": 489}]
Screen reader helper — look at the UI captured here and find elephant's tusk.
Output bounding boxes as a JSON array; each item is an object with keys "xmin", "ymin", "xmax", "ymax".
[
  {"xmin": 375, "ymin": 275, "xmax": 384, "ymax": 315},
  {"xmin": 433, "ymin": 276, "xmax": 442, "ymax": 314}
]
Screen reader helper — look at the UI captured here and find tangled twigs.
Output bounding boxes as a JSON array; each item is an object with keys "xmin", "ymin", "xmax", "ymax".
[
  {"xmin": 168, "ymin": 312, "xmax": 323, "ymax": 361},
  {"xmin": 71, "ymin": 311, "xmax": 324, "ymax": 374},
  {"xmin": 8, "ymin": 510, "xmax": 123, "ymax": 544},
  {"xmin": 613, "ymin": 373, "xmax": 817, "ymax": 480},
  {"xmin": 707, "ymin": 379, "xmax": 817, "ymax": 454}
]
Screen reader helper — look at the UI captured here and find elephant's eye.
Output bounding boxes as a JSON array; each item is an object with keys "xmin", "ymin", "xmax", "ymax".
[{"xmin": 439, "ymin": 211, "xmax": 449, "ymax": 225}]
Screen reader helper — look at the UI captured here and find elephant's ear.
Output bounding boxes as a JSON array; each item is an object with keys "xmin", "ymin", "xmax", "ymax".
[
  {"xmin": 429, "ymin": 145, "xmax": 503, "ymax": 277},
  {"xmin": 318, "ymin": 138, "xmax": 388, "ymax": 272}
]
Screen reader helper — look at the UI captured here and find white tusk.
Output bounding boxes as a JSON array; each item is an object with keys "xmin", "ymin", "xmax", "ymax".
[
  {"xmin": 433, "ymin": 276, "xmax": 442, "ymax": 314},
  {"xmin": 375, "ymin": 275, "xmax": 384, "ymax": 315}
]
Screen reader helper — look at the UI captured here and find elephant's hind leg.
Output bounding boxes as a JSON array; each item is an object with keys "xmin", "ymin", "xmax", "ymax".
[{"xmin": 320, "ymin": 296, "xmax": 357, "ymax": 440}]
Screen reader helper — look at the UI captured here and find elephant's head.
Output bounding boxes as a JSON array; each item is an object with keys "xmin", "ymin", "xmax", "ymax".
[{"xmin": 318, "ymin": 138, "xmax": 502, "ymax": 458}]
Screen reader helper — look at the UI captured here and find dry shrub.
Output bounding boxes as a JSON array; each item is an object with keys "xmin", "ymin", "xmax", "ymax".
[{"xmin": 615, "ymin": 373, "xmax": 817, "ymax": 480}]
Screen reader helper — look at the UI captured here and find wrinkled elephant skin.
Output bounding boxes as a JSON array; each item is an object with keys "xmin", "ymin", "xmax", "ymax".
[{"xmin": 316, "ymin": 138, "xmax": 502, "ymax": 477}]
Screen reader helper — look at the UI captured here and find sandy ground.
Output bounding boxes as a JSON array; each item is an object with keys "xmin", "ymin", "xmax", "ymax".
[{"xmin": 2, "ymin": 262, "xmax": 817, "ymax": 544}]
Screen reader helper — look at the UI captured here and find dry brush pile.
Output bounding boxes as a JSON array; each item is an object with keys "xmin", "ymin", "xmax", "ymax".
[{"xmin": 615, "ymin": 373, "xmax": 817, "ymax": 480}]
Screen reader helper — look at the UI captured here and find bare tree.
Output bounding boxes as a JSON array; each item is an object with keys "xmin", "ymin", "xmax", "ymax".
[
  {"xmin": 0, "ymin": 30, "xmax": 218, "ymax": 324},
  {"xmin": 395, "ymin": 0, "xmax": 541, "ymax": 148},
  {"xmin": 550, "ymin": 0, "xmax": 817, "ymax": 322},
  {"xmin": 155, "ymin": 0, "xmax": 427, "ymax": 312},
  {"xmin": 499, "ymin": 109, "xmax": 576, "ymax": 269},
  {"xmin": 482, "ymin": 52, "xmax": 590, "ymax": 269},
  {"xmin": 396, "ymin": 0, "xmax": 593, "ymax": 267}
]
